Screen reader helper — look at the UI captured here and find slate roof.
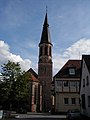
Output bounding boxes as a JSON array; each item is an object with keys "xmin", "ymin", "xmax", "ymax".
[
  {"xmin": 54, "ymin": 60, "xmax": 81, "ymax": 79},
  {"xmin": 39, "ymin": 12, "xmax": 52, "ymax": 45},
  {"xmin": 82, "ymin": 55, "xmax": 90, "ymax": 73}
]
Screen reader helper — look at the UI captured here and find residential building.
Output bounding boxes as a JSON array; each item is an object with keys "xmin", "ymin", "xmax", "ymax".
[
  {"xmin": 54, "ymin": 60, "xmax": 81, "ymax": 113},
  {"xmin": 26, "ymin": 68, "xmax": 42, "ymax": 112},
  {"xmin": 38, "ymin": 11, "xmax": 53, "ymax": 112},
  {"xmin": 80, "ymin": 55, "xmax": 90, "ymax": 117}
]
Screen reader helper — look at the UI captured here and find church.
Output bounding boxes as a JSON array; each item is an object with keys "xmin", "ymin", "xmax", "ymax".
[
  {"xmin": 27, "ymin": 11, "xmax": 81, "ymax": 114},
  {"xmin": 27, "ymin": 11, "xmax": 53, "ymax": 112}
]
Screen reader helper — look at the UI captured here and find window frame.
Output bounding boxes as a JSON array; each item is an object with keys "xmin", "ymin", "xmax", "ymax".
[
  {"xmin": 83, "ymin": 79, "xmax": 85, "ymax": 87},
  {"xmin": 45, "ymin": 46, "xmax": 48, "ymax": 55},
  {"xmin": 86, "ymin": 76, "xmax": 89, "ymax": 86},
  {"xmin": 69, "ymin": 68, "xmax": 75, "ymax": 75},
  {"xmin": 70, "ymin": 81, "xmax": 76, "ymax": 87},
  {"xmin": 56, "ymin": 80, "xmax": 62, "ymax": 87},
  {"xmin": 63, "ymin": 81, "xmax": 69, "ymax": 87},
  {"xmin": 71, "ymin": 98, "xmax": 76, "ymax": 105},
  {"xmin": 88, "ymin": 96, "xmax": 90, "ymax": 107},
  {"xmin": 40, "ymin": 46, "xmax": 43, "ymax": 56},
  {"xmin": 64, "ymin": 98, "xmax": 69, "ymax": 105}
]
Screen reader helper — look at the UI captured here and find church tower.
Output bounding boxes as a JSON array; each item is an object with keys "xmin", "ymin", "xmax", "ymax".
[{"xmin": 38, "ymin": 12, "xmax": 53, "ymax": 112}]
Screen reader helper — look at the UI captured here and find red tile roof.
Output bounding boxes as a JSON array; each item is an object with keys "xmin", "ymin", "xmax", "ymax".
[
  {"xmin": 27, "ymin": 68, "xmax": 38, "ymax": 79},
  {"xmin": 54, "ymin": 60, "xmax": 81, "ymax": 78},
  {"xmin": 26, "ymin": 68, "xmax": 39, "ymax": 83},
  {"xmin": 30, "ymin": 73, "xmax": 40, "ymax": 82}
]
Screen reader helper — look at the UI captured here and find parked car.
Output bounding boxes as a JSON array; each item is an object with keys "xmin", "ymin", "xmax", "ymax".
[{"xmin": 66, "ymin": 109, "xmax": 81, "ymax": 119}]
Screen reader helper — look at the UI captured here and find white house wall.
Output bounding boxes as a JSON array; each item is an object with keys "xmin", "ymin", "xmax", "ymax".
[
  {"xmin": 80, "ymin": 59, "xmax": 90, "ymax": 117},
  {"xmin": 55, "ymin": 93, "xmax": 80, "ymax": 112},
  {"xmin": 55, "ymin": 78, "xmax": 80, "ymax": 113}
]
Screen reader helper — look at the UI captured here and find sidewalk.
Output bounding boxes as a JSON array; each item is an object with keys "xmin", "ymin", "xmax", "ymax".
[
  {"xmin": 3, "ymin": 111, "xmax": 90, "ymax": 120},
  {"xmin": 10, "ymin": 112, "xmax": 66, "ymax": 119},
  {"xmin": 27, "ymin": 112, "xmax": 49, "ymax": 115}
]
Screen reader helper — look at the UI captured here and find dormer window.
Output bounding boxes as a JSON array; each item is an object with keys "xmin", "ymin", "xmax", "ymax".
[{"xmin": 69, "ymin": 68, "xmax": 75, "ymax": 75}]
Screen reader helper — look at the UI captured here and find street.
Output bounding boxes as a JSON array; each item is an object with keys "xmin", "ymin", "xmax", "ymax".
[
  {"xmin": 16, "ymin": 114, "xmax": 66, "ymax": 120},
  {"xmin": 3, "ymin": 113, "xmax": 89, "ymax": 120},
  {"xmin": 10, "ymin": 118, "xmax": 66, "ymax": 120},
  {"xmin": 9, "ymin": 113, "xmax": 66, "ymax": 120}
]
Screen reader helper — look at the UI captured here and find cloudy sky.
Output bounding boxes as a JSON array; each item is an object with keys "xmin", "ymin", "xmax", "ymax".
[{"xmin": 0, "ymin": 0, "xmax": 90, "ymax": 75}]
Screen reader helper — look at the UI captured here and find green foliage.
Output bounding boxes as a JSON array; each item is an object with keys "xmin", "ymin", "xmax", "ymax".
[{"xmin": 0, "ymin": 61, "xmax": 30, "ymax": 111}]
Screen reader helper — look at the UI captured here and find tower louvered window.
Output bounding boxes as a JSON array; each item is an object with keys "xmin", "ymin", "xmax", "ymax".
[
  {"xmin": 40, "ymin": 47, "xmax": 43, "ymax": 56},
  {"xmin": 49, "ymin": 46, "xmax": 51, "ymax": 56},
  {"xmin": 45, "ymin": 46, "xmax": 48, "ymax": 55}
]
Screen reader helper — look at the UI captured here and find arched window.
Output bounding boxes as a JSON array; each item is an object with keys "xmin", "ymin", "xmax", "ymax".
[
  {"xmin": 49, "ymin": 46, "xmax": 51, "ymax": 56},
  {"xmin": 45, "ymin": 46, "xmax": 48, "ymax": 55},
  {"xmin": 86, "ymin": 76, "xmax": 89, "ymax": 86},
  {"xmin": 40, "ymin": 46, "xmax": 43, "ymax": 56}
]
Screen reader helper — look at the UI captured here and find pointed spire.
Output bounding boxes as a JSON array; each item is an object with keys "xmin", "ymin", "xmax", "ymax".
[
  {"xmin": 43, "ymin": 6, "xmax": 49, "ymax": 27},
  {"xmin": 39, "ymin": 11, "xmax": 52, "ymax": 45},
  {"xmin": 43, "ymin": 11, "xmax": 49, "ymax": 27}
]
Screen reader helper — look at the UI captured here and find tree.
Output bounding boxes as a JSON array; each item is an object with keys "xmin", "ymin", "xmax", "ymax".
[{"xmin": 0, "ymin": 61, "xmax": 29, "ymax": 111}]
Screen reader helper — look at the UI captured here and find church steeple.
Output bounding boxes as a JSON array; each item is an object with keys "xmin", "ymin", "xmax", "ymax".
[
  {"xmin": 39, "ymin": 12, "xmax": 52, "ymax": 45},
  {"xmin": 38, "ymin": 11, "xmax": 53, "ymax": 112}
]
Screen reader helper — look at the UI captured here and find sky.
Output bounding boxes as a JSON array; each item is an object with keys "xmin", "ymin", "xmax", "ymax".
[{"xmin": 0, "ymin": 0, "xmax": 90, "ymax": 75}]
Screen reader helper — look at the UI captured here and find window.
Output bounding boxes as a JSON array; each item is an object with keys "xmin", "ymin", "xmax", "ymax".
[
  {"xmin": 71, "ymin": 98, "xmax": 76, "ymax": 104},
  {"xmin": 49, "ymin": 46, "xmax": 51, "ymax": 56},
  {"xmin": 40, "ymin": 85, "xmax": 42, "ymax": 95},
  {"xmin": 45, "ymin": 46, "xmax": 48, "ymax": 55},
  {"xmin": 86, "ymin": 76, "xmax": 89, "ymax": 86},
  {"xmin": 32, "ymin": 85, "xmax": 35, "ymax": 95},
  {"xmin": 69, "ymin": 68, "xmax": 75, "ymax": 75},
  {"xmin": 42, "ymin": 81, "xmax": 46, "ymax": 86},
  {"xmin": 34, "ymin": 85, "xmax": 37, "ymax": 104},
  {"xmin": 77, "ymin": 81, "xmax": 80, "ymax": 87},
  {"xmin": 88, "ymin": 96, "xmax": 90, "ymax": 107},
  {"xmin": 56, "ymin": 81, "xmax": 62, "ymax": 86},
  {"xmin": 83, "ymin": 79, "xmax": 85, "ymax": 87},
  {"xmin": 64, "ymin": 81, "xmax": 69, "ymax": 87},
  {"xmin": 40, "ymin": 47, "xmax": 43, "ymax": 56},
  {"xmin": 81, "ymin": 94, "xmax": 86, "ymax": 109},
  {"xmin": 64, "ymin": 98, "xmax": 69, "ymax": 105},
  {"xmin": 70, "ymin": 81, "xmax": 76, "ymax": 87}
]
